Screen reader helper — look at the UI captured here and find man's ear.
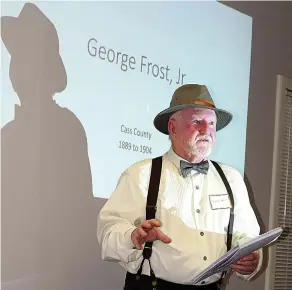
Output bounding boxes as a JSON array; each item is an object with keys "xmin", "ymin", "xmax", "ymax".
[{"xmin": 168, "ymin": 119, "xmax": 175, "ymax": 137}]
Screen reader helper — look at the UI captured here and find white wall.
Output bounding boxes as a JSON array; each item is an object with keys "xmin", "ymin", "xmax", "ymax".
[
  {"xmin": 222, "ymin": 1, "xmax": 292, "ymax": 290},
  {"xmin": 1, "ymin": 2, "xmax": 291, "ymax": 290}
]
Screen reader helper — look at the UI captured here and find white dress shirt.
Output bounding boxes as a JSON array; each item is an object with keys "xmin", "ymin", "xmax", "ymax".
[{"xmin": 97, "ymin": 148, "xmax": 262, "ymax": 285}]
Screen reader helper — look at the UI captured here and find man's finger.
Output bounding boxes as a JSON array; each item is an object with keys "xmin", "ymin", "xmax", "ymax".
[
  {"xmin": 240, "ymin": 252, "xmax": 258, "ymax": 262},
  {"xmin": 139, "ymin": 219, "xmax": 161, "ymax": 231},
  {"xmin": 148, "ymin": 219, "xmax": 162, "ymax": 228},
  {"xmin": 239, "ymin": 255, "xmax": 254, "ymax": 261},
  {"xmin": 231, "ymin": 265, "xmax": 255, "ymax": 273},
  {"xmin": 231, "ymin": 264, "xmax": 255, "ymax": 274},
  {"xmin": 137, "ymin": 227, "xmax": 147, "ymax": 238},
  {"xmin": 141, "ymin": 219, "xmax": 160, "ymax": 230},
  {"xmin": 236, "ymin": 259, "xmax": 258, "ymax": 266},
  {"xmin": 133, "ymin": 236, "xmax": 144, "ymax": 250},
  {"xmin": 156, "ymin": 229, "xmax": 172, "ymax": 244},
  {"xmin": 141, "ymin": 221, "xmax": 153, "ymax": 230}
]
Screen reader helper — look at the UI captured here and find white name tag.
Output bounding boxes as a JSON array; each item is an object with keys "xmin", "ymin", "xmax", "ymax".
[{"xmin": 209, "ymin": 194, "xmax": 231, "ymax": 210}]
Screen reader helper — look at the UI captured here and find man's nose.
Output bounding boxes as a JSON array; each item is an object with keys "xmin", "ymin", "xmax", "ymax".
[{"xmin": 198, "ymin": 122, "xmax": 210, "ymax": 134}]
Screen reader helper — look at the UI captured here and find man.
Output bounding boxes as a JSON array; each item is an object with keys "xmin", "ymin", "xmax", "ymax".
[{"xmin": 97, "ymin": 84, "xmax": 262, "ymax": 290}]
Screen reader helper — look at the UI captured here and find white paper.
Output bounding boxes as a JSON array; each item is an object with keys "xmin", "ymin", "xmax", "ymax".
[{"xmin": 191, "ymin": 227, "xmax": 283, "ymax": 284}]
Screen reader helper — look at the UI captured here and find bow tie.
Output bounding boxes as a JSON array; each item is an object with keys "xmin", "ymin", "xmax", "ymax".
[{"xmin": 180, "ymin": 160, "xmax": 209, "ymax": 177}]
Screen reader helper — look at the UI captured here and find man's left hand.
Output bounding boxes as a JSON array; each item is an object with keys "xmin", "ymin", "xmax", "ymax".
[{"xmin": 230, "ymin": 251, "xmax": 259, "ymax": 275}]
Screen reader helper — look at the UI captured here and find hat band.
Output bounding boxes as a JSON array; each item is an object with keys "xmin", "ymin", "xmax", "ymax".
[{"xmin": 184, "ymin": 100, "xmax": 216, "ymax": 108}]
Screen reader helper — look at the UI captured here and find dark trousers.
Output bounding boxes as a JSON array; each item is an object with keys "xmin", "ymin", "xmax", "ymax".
[{"xmin": 124, "ymin": 272, "xmax": 219, "ymax": 290}]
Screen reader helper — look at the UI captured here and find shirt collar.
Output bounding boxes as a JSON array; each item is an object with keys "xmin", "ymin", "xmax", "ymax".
[
  {"xmin": 165, "ymin": 147, "xmax": 210, "ymax": 176},
  {"xmin": 165, "ymin": 147, "xmax": 184, "ymax": 171}
]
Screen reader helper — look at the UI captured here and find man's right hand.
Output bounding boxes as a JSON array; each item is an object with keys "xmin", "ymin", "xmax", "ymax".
[{"xmin": 131, "ymin": 219, "xmax": 172, "ymax": 250}]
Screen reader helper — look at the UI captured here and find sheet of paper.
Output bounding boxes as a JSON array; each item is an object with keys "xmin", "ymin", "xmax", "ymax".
[{"xmin": 191, "ymin": 227, "xmax": 283, "ymax": 284}]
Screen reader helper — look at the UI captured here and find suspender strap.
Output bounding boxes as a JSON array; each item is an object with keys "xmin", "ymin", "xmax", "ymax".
[
  {"xmin": 136, "ymin": 156, "xmax": 162, "ymax": 287},
  {"xmin": 146, "ymin": 156, "xmax": 163, "ymax": 220},
  {"xmin": 143, "ymin": 156, "xmax": 163, "ymax": 259},
  {"xmin": 211, "ymin": 161, "xmax": 235, "ymax": 288}
]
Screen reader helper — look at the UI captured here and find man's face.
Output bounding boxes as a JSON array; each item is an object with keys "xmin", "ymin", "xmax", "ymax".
[{"xmin": 169, "ymin": 107, "xmax": 217, "ymax": 159}]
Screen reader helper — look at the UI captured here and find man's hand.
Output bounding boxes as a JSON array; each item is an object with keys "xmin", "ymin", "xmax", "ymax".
[
  {"xmin": 230, "ymin": 251, "xmax": 259, "ymax": 275},
  {"xmin": 131, "ymin": 219, "xmax": 172, "ymax": 250}
]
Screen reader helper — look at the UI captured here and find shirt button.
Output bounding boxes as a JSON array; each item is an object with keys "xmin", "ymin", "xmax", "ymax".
[
  {"xmin": 196, "ymin": 209, "xmax": 200, "ymax": 213},
  {"xmin": 195, "ymin": 185, "xmax": 200, "ymax": 190},
  {"xmin": 203, "ymin": 256, "xmax": 207, "ymax": 261},
  {"xmin": 200, "ymin": 232, "xmax": 204, "ymax": 236}
]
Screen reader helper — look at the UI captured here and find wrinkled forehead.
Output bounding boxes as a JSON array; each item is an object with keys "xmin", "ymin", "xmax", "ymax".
[{"xmin": 180, "ymin": 107, "xmax": 216, "ymax": 120}]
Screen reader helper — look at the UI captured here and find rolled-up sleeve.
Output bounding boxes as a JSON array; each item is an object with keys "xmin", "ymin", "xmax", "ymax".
[{"xmin": 97, "ymin": 170, "xmax": 146, "ymax": 263}]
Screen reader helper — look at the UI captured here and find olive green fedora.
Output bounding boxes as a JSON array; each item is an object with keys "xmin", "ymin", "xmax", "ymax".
[{"xmin": 153, "ymin": 84, "xmax": 233, "ymax": 135}]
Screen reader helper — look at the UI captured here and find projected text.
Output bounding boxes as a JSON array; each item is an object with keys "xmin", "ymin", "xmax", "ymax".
[
  {"xmin": 87, "ymin": 37, "xmax": 186, "ymax": 85},
  {"xmin": 121, "ymin": 124, "xmax": 152, "ymax": 140},
  {"xmin": 118, "ymin": 141, "xmax": 152, "ymax": 155}
]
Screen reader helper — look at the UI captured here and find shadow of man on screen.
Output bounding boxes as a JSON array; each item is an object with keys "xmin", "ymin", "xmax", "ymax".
[{"xmin": 0, "ymin": 3, "xmax": 117, "ymax": 290}]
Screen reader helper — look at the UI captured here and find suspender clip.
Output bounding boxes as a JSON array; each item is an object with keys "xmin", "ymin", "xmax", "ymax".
[{"xmin": 143, "ymin": 245, "xmax": 152, "ymax": 259}]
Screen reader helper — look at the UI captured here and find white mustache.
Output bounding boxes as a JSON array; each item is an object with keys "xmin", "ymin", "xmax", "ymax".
[{"xmin": 197, "ymin": 135, "xmax": 212, "ymax": 142}]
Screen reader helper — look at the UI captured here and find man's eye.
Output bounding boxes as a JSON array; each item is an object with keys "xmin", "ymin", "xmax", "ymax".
[{"xmin": 193, "ymin": 120, "xmax": 200, "ymax": 124}]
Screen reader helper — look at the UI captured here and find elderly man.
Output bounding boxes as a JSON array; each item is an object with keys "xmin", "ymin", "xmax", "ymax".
[{"xmin": 97, "ymin": 84, "xmax": 262, "ymax": 290}]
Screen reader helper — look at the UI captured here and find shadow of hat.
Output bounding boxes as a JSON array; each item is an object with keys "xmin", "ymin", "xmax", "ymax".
[{"xmin": 1, "ymin": 2, "xmax": 67, "ymax": 93}]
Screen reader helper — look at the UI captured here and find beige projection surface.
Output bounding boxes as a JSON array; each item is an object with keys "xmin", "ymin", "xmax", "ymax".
[{"xmin": 1, "ymin": 2, "xmax": 252, "ymax": 290}]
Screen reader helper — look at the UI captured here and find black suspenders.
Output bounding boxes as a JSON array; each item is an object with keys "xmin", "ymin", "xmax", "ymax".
[
  {"xmin": 135, "ymin": 156, "xmax": 163, "ymax": 289},
  {"xmin": 135, "ymin": 156, "xmax": 234, "ymax": 289},
  {"xmin": 211, "ymin": 160, "xmax": 235, "ymax": 287}
]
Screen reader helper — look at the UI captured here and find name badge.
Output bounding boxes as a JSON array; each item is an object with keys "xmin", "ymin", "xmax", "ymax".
[{"xmin": 209, "ymin": 194, "xmax": 231, "ymax": 210}]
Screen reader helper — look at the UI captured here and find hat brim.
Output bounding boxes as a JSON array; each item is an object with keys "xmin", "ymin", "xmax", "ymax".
[{"xmin": 153, "ymin": 104, "xmax": 233, "ymax": 135}]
